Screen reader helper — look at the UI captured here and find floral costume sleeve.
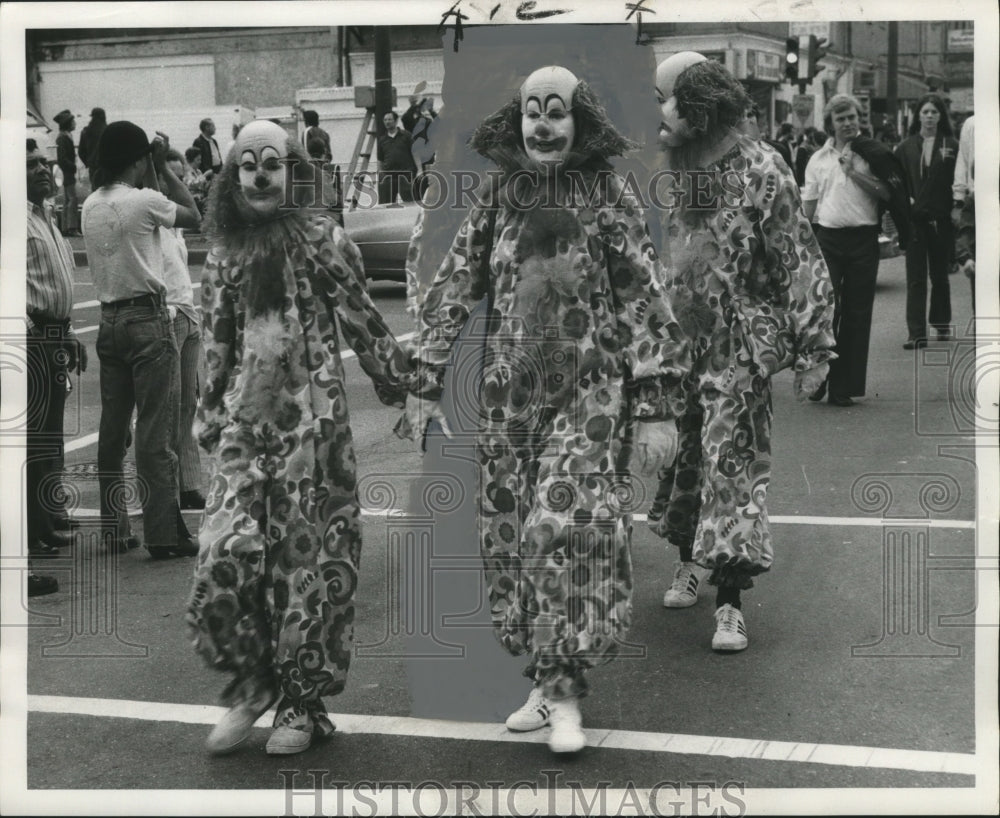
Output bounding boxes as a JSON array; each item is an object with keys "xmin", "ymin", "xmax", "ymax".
[
  {"xmin": 405, "ymin": 206, "xmax": 425, "ymax": 322},
  {"xmin": 414, "ymin": 205, "xmax": 492, "ymax": 400},
  {"xmin": 307, "ymin": 219, "xmax": 414, "ymax": 408},
  {"xmin": 195, "ymin": 246, "xmax": 237, "ymax": 454},
  {"xmin": 604, "ymin": 192, "xmax": 693, "ymax": 420},
  {"xmin": 746, "ymin": 149, "xmax": 836, "ymax": 375}
]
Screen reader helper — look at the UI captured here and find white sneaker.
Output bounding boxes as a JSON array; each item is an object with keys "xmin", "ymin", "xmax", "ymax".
[
  {"xmin": 505, "ymin": 686, "xmax": 550, "ymax": 732},
  {"xmin": 662, "ymin": 561, "xmax": 702, "ymax": 608},
  {"xmin": 712, "ymin": 604, "xmax": 748, "ymax": 652},
  {"xmin": 547, "ymin": 698, "xmax": 586, "ymax": 754}
]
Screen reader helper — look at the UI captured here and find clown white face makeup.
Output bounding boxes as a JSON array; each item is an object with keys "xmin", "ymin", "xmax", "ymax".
[
  {"xmin": 655, "ymin": 94, "xmax": 693, "ymax": 148},
  {"xmin": 235, "ymin": 120, "xmax": 290, "ymax": 221},
  {"xmin": 520, "ymin": 66, "xmax": 577, "ymax": 166},
  {"xmin": 654, "ymin": 52, "xmax": 706, "ymax": 148}
]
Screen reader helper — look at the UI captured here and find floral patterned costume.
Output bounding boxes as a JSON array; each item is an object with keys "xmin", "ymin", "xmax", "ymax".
[
  {"xmin": 187, "ymin": 212, "xmax": 414, "ymax": 731},
  {"xmin": 647, "ymin": 137, "xmax": 835, "ymax": 588},
  {"xmin": 415, "ymin": 158, "xmax": 692, "ymax": 699}
]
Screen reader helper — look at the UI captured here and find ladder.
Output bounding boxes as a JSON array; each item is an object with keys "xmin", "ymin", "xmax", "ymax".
[{"xmin": 344, "ymin": 107, "xmax": 377, "ymax": 211}]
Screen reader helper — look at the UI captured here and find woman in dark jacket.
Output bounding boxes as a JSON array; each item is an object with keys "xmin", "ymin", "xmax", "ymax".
[{"xmin": 894, "ymin": 94, "xmax": 958, "ymax": 347}]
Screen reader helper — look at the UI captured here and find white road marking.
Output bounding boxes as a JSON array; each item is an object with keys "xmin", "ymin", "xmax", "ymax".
[
  {"xmin": 65, "ymin": 433, "xmax": 99, "ymax": 453},
  {"xmin": 54, "ymin": 505, "xmax": 978, "ymax": 529},
  {"xmin": 26, "ymin": 694, "xmax": 975, "ymax": 776}
]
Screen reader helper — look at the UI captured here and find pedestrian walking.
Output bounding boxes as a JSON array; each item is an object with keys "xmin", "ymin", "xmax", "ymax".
[
  {"xmin": 405, "ymin": 66, "xmax": 690, "ymax": 753},
  {"xmin": 82, "ymin": 121, "xmax": 202, "ymax": 557},
  {"xmin": 646, "ymin": 53, "xmax": 835, "ymax": 651},
  {"xmin": 159, "ymin": 148, "xmax": 205, "ymax": 510},
  {"xmin": 78, "ymin": 107, "xmax": 107, "ymax": 181},
  {"xmin": 951, "ymin": 114, "xmax": 975, "ymax": 312},
  {"xmin": 26, "ymin": 140, "xmax": 88, "ymax": 562},
  {"xmin": 193, "ymin": 118, "xmax": 223, "ymax": 175},
  {"xmin": 802, "ymin": 94, "xmax": 906, "ymax": 405},
  {"xmin": 894, "ymin": 94, "xmax": 958, "ymax": 347},
  {"xmin": 186, "ymin": 121, "xmax": 419, "ymax": 756},
  {"xmin": 54, "ymin": 110, "xmax": 81, "ymax": 236}
]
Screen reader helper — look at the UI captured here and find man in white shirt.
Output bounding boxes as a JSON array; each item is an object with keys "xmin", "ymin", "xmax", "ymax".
[
  {"xmin": 803, "ymin": 95, "xmax": 891, "ymax": 407},
  {"xmin": 951, "ymin": 114, "xmax": 975, "ymax": 308},
  {"xmin": 82, "ymin": 121, "xmax": 201, "ymax": 559},
  {"xmin": 951, "ymin": 114, "xmax": 974, "ymax": 227}
]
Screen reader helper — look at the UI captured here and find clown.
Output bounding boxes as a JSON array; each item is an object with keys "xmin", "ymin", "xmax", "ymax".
[
  {"xmin": 407, "ymin": 66, "xmax": 692, "ymax": 754},
  {"xmin": 186, "ymin": 120, "xmax": 418, "ymax": 756},
  {"xmin": 645, "ymin": 54, "xmax": 835, "ymax": 651}
]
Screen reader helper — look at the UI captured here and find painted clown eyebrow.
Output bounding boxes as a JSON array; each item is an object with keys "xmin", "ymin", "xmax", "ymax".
[{"xmin": 524, "ymin": 95, "xmax": 571, "ymax": 113}]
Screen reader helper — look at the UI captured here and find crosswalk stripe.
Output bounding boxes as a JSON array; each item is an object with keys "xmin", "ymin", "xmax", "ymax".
[
  {"xmin": 25, "ymin": 694, "xmax": 976, "ymax": 775},
  {"xmin": 53, "ymin": 504, "xmax": 978, "ymax": 529}
]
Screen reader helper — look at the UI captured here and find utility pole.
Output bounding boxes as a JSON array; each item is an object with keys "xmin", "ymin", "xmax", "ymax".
[
  {"xmin": 887, "ymin": 21, "xmax": 899, "ymax": 134},
  {"xmin": 374, "ymin": 27, "xmax": 393, "ymax": 134}
]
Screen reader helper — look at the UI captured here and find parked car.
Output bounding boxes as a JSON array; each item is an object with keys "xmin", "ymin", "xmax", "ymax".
[{"xmin": 342, "ymin": 202, "xmax": 420, "ymax": 282}]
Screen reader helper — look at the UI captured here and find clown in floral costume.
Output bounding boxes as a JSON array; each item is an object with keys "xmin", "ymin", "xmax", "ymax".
[
  {"xmin": 646, "ymin": 54, "xmax": 835, "ymax": 651},
  {"xmin": 407, "ymin": 67, "xmax": 692, "ymax": 754},
  {"xmin": 186, "ymin": 121, "xmax": 417, "ymax": 756}
]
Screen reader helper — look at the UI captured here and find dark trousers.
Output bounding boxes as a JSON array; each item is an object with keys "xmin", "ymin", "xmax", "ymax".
[
  {"xmin": 25, "ymin": 322, "xmax": 70, "ymax": 546},
  {"xmin": 378, "ymin": 170, "xmax": 414, "ymax": 205},
  {"xmin": 815, "ymin": 225, "xmax": 880, "ymax": 398},
  {"xmin": 96, "ymin": 302, "xmax": 184, "ymax": 548},
  {"xmin": 61, "ymin": 181, "xmax": 79, "ymax": 232},
  {"xmin": 905, "ymin": 218, "xmax": 953, "ymax": 340},
  {"xmin": 171, "ymin": 311, "xmax": 202, "ymax": 492}
]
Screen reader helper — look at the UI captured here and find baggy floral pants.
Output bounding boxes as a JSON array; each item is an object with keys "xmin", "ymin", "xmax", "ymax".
[
  {"xmin": 186, "ymin": 417, "xmax": 360, "ymax": 730},
  {"xmin": 477, "ymin": 404, "xmax": 637, "ymax": 701},
  {"xmin": 647, "ymin": 377, "xmax": 774, "ymax": 590}
]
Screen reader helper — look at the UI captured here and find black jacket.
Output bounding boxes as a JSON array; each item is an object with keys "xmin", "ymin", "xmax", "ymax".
[
  {"xmin": 193, "ymin": 133, "xmax": 222, "ymax": 174},
  {"xmin": 894, "ymin": 134, "xmax": 958, "ymax": 223},
  {"xmin": 851, "ymin": 135, "xmax": 912, "ymax": 250}
]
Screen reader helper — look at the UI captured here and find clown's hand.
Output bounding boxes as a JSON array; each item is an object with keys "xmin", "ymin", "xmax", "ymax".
[
  {"xmin": 794, "ymin": 363, "xmax": 830, "ymax": 402},
  {"xmin": 634, "ymin": 420, "xmax": 678, "ymax": 477},
  {"xmin": 396, "ymin": 396, "xmax": 451, "ymax": 443}
]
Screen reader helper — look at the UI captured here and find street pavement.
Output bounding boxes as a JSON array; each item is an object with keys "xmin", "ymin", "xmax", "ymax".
[{"xmin": 11, "ymin": 249, "xmax": 995, "ymax": 811}]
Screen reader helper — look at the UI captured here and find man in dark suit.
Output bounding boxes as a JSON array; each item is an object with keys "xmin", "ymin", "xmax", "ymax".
[{"xmin": 193, "ymin": 118, "xmax": 223, "ymax": 175}]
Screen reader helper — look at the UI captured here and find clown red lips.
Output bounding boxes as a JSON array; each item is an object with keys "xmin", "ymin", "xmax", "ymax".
[{"xmin": 520, "ymin": 66, "xmax": 577, "ymax": 166}]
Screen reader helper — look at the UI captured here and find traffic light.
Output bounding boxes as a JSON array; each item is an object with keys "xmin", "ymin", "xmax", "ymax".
[
  {"xmin": 807, "ymin": 36, "xmax": 832, "ymax": 79},
  {"xmin": 784, "ymin": 37, "xmax": 800, "ymax": 82},
  {"xmin": 855, "ymin": 91, "xmax": 871, "ymax": 130}
]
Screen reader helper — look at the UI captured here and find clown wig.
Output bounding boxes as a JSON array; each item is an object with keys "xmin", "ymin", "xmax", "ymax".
[
  {"xmin": 469, "ymin": 80, "xmax": 637, "ymax": 172},
  {"xmin": 672, "ymin": 59, "xmax": 750, "ymax": 144}
]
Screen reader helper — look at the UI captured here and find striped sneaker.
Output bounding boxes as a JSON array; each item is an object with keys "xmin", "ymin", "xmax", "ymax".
[
  {"xmin": 663, "ymin": 561, "xmax": 702, "ymax": 608},
  {"xmin": 712, "ymin": 604, "xmax": 748, "ymax": 652},
  {"xmin": 505, "ymin": 685, "xmax": 550, "ymax": 732}
]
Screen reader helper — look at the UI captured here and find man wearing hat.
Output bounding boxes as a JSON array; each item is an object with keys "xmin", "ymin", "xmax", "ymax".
[
  {"xmin": 54, "ymin": 110, "xmax": 81, "ymax": 236},
  {"xmin": 78, "ymin": 107, "xmax": 108, "ymax": 180},
  {"xmin": 82, "ymin": 121, "xmax": 202, "ymax": 559}
]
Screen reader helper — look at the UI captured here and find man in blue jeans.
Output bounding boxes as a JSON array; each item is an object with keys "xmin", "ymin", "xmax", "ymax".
[{"xmin": 82, "ymin": 121, "xmax": 201, "ymax": 558}]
